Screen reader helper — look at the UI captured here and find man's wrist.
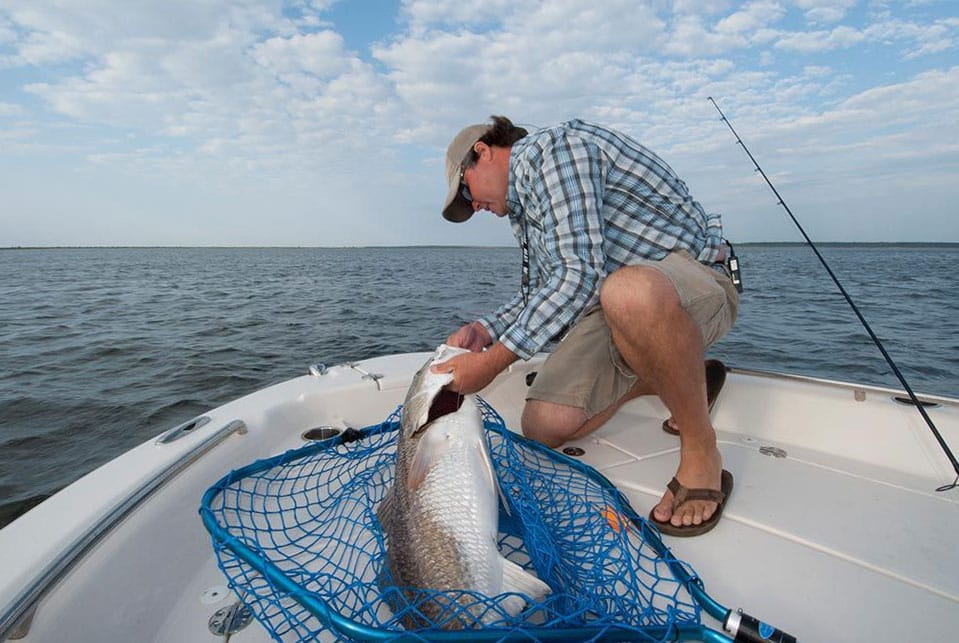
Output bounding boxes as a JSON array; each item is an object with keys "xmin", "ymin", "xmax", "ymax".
[{"xmin": 485, "ymin": 341, "xmax": 518, "ymax": 371}]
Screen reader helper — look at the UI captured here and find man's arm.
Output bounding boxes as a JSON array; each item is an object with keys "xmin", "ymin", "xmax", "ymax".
[{"xmin": 496, "ymin": 134, "xmax": 608, "ymax": 360}]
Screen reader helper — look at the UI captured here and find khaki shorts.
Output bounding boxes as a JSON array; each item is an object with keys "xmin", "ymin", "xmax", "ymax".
[{"xmin": 527, "ymin": 250, "xmax": 739, "ymax": 418}]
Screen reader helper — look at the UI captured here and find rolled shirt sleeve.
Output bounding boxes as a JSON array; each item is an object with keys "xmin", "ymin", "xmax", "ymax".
[
  {"xmin": 477, "ymin": 289, "xmax": 525, "ymax": 343},
  {"xmin": 696, "ymin": 212, "xmax": 725, "ymax": 264}
]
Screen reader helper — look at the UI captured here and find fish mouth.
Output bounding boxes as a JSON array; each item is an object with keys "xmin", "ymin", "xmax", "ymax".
[{"xmin": 417, "ymin": 387, "xmax": 464, "ymax": 435}]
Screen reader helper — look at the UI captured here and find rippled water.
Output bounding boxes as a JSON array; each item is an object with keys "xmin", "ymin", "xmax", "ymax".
[{"xmin": 1, "ymin": 245, "xmax": 957, "ymax": 527}]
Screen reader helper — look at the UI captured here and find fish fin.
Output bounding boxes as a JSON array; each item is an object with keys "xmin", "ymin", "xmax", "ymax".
[
  {"xmin": 376, "ymin": 490, "xmax": 393, "ymax": 529},
  {"xmin": 407, "ymin": 431, "xmax": 449, "ymax": 490},
  {"xmin": 496, "ymin": 594, "xmax": 528, "ymax": 620},
  {"xmin": 501, "ymin": 557, "xmax": 551, "ymax": 604}
]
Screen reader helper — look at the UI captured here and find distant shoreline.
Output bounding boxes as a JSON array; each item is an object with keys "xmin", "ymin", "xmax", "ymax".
[{"xmin": 2, "ymin": 242, "xmax": 958, "ymax": 250}]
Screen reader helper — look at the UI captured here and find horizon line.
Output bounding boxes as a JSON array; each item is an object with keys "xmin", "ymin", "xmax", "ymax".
[{"xmin": 2, "ymin": 241, "xmax": 959, "ymax": 250}]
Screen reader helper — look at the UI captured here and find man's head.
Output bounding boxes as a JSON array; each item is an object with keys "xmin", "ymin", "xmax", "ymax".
[{"xmin": 442, "ymin": 116, "xmax": 528, "ymax": 222}]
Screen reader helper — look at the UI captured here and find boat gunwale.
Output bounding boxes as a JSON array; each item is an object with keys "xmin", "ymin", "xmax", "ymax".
[
  {"xmin": 722, "ymin": 366, "xmax": 957, "ymax": 407},
  {"xmin": 0, "ymin": 419, "xmax": 249, "ymax": 641}
]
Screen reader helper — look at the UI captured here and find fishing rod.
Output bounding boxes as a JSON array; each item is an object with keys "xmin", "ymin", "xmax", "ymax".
[{"xmin": 707, "ymin": 96, "xmax": 959, "ymax": 493}]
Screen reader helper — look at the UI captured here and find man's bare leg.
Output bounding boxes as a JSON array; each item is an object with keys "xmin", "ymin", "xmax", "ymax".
[
  {"xmin": 600, "ymin": 265, "xmax": 723, "ymax": 528},
  {"xmin": 520, "ymin": 265, "xmax": 723, "ymax": 528},
  {"xmin": 522, "ymin": 348, "xmax": 720, "ymax": 528},
  {"xmin": 522, "ymin": 379, "xmax": 653, "ymax": 448}
]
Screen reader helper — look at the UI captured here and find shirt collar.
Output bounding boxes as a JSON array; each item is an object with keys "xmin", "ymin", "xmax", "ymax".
[{"xmin": 506, "ymin": 141, "xmax": 527, "ymax": 215}]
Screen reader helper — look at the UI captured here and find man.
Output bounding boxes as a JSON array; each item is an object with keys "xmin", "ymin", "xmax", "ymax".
[{"xmin": 433, "ymin": 116, "xmax": 739, "ymax": 536}]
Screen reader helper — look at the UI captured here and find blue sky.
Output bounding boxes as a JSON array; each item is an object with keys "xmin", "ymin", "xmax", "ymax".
[{"xmin": 1, "ymin": 0, "xmax": 956, "ymax": 246}]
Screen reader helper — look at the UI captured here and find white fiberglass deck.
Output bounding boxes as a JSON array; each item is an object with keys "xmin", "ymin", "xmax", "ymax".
[
  {"xmin": 1, "ymin": 352, "xmax": 957, "ymax": 642},
  {"xmin": 558, "ymin": 377, "xmax": 959, "ymax": 641}
]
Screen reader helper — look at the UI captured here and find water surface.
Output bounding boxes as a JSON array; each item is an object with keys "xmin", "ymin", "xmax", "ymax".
[{"xmin": 1, "ymin": 245, "xmax": 956, "ymax": 527}]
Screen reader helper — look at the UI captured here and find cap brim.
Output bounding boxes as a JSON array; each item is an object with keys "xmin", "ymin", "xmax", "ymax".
[{"xmin": 442, "ymin": 186, "xmax": 473, "ymax": 223}]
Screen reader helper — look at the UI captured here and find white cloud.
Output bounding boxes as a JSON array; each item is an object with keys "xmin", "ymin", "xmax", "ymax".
[
  {"xmin": 1, "ymin": 1, "xmax": 281, "ymax": 65},
  {"xmin": 775, "ymin": 24, "xmax": 864, "ymax": 52},
  {"xmin": 0, "ymin": 0, "xmax": 957, "ymax": 245},
  {"xmin": 672, "ymin": 0, "xmax": 732, "ymax": 14},
  {"xmin": 7, "ymin": 1, "xmax": 402, "ymax": 186},
  {"xmin": 665, "ymin": 14, "xmax": 747, "ymax": 56},
  {"xmin": 774, "ymin": 14, "xmax": 959, "ymax": 57},
  {"xmin": 655, "ymin": 61, "xmax": 959, "ymax": 240},
  {"xmin": 795, "ymin": 0, "xmax": 857, "ymax": 25},
  {"xmin": 0, "ymin": 14, "xmax": 18, "ymax": 46},
  {"xmin": 401, "ymin": 0, "xmax": 519, "ymax": 28},
  {"xmin": 252, "ymin": 31, "xmax": 354, "ymax": 89},
  {"xmin": 839, "ymin": 66, "xmax": 959, "ymax": 120},
  {"xmin": 664, "ymin": 2, "xmax": 790, "ymax": 57},
  {"xmin": 715, "ymin": 1, "xmax": 786, "ymax": 34},
  {"xmin": 704, "ymin": 66, "xmax": 959, "ymax": 195},
  {"xmin": 0, "ymin": 102, "xmax": 24, "ymax": 116},
  {"xmin": 375, "ymin": 1, "xmax": 670, "ymax": 142},
  {"xmin": 871, "ymin": 18, "xmax": 958, "ymax": 59},
  {"xmin": 802, "ymin": 64, "xmax": 832, "ymax": 77}
]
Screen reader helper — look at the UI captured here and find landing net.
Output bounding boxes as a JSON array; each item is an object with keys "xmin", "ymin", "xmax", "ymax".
[{"xmin": 200, "ymin": 400, "xmax": 703, "ymax": 642}]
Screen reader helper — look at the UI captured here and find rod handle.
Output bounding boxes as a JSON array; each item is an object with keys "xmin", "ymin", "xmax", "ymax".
[{"xmin": 725, "ymin": 609, "xmax": 797, "ymax": 643}]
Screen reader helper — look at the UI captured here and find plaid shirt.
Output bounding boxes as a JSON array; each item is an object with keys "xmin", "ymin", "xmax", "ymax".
[{"xmin": 479, "ymin": 120, "xmax": 726, "ymax": 360}]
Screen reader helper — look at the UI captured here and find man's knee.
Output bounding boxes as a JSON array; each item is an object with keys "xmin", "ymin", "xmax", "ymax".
[
  {"xmin": 600, "ymin": 266, "xmax": 680, "ymax": 324},
  {"xmin": 521, "ymin": 400, "xmax": 586, "ymax": 449}
]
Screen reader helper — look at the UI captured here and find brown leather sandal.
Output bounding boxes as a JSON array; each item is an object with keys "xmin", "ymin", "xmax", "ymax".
[{"xmin": 648, "ymin": 469, "xmax": 733, "ymax": 537}]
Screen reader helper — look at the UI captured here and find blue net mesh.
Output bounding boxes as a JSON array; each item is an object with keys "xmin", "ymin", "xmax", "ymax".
[{"xmin": 200, "ymin": 399, "xmax": 704, "ymax": 642}]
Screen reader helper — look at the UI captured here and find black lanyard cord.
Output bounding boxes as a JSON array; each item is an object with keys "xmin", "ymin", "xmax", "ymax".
[{"xmin": 520, "ymin": 216, "xmax": 530, "ymax": 307}]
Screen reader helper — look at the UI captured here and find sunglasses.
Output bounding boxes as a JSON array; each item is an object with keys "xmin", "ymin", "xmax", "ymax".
[{"xmin": 459, "ymin": 164, "xmax": 472, "ymax": 203}]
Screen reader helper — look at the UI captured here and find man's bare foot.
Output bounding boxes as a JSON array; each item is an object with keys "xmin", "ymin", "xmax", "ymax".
[{"xmin": 652, "ymin": 446, "xmax": 724, "ymax": 527}]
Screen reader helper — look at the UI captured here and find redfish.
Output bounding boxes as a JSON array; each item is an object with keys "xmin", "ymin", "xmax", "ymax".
[{"xmin": 377, "ymin": 344, "xmax": 550, "ymax": 629}]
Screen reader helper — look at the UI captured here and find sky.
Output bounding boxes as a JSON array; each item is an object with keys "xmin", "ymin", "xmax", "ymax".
[{"xmin": 0, "ymin": 0, "xmax": 957, "ymax": 247}]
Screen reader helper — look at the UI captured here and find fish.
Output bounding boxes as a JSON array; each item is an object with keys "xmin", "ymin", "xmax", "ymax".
[{"xmin": 377, "ymin": 344, "xmax": 551, "ymax": 630}]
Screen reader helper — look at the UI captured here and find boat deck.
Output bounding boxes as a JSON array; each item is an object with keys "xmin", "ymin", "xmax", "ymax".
[
  {"xmin": 2, "ymin": 353, "xmax": 958, "ymax": 642},
  {"xmin": 559, "ymin": 391, "xmax": 959, "ymax": 641}
]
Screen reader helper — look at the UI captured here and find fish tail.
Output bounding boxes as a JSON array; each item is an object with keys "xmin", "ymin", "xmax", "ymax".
[{"xmin": 499, "ymin": 557, "xmax": 551, "ymax": 617}]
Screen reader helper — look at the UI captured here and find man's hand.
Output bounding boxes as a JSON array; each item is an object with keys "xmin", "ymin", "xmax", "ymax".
[
  {"xmin": 446, "ymin": 322, "xmax": 492, "ymax": 353},
  {"xmin": 430, "ymin": 342, "xmax": 517, "ymax": 394}
]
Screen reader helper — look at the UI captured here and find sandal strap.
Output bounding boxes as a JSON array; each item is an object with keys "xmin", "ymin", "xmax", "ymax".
[{"xmin": 666, "ymin": 476, "xmax": 726, "ymax": 511}]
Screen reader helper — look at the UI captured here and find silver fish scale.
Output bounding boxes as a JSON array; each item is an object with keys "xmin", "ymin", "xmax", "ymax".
[
  {"xmin": 379, "ymin": 351, "xmax": 504, "ymax": 629},
  {"xmin": 411, "ymin": 414, "xmax": 498, "ymax": 583}
]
